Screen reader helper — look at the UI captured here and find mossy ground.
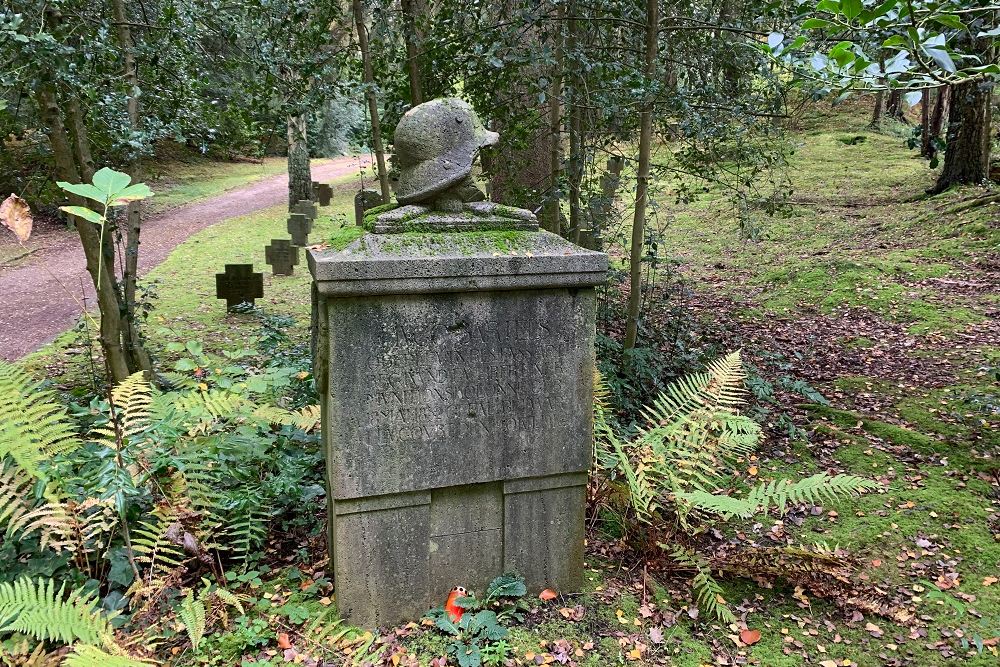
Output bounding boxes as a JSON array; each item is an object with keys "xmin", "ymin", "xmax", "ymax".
[{"xmin": 16, "ymin": 104, "xmax": 999, "ymax": 665}]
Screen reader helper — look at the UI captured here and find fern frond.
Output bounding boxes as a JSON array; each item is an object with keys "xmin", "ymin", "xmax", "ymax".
[
  {"xmin": 63, "ymin": 644, "xmax": 156, "ymax": 667},
  {"xmin": 721, "ymin": 543, "xmax": 853, "ymax": 582},
  {"xmin": 0, "ymin": 578, "xmax": 114, "ymax": 645},
  {"xmin": 665, "ymin": 545, "xmax": 736, "ymax": 624},
  {"xmin": 130, "ymin": 506, "xmax": 187, "ymax": 579},
  {"xmin": 677, "ymin": 473, "xmax": 879, "ymax": 519},
  {"xmin": 174, "ymin": 390, "xmax": 247, "ymax": 422},
  {"xmin": 701, "ymin": 350, "xmax": 746, "ymax": 411},
  {"xmin": 0, "ymin": 362, "xmax": 80, "ymax": 479},
  {"xmin": 252, "ymin": 404, "xmax": 321, "ymax": 432},
  {"xmin": 89, "ymin": 373, "xmax": 154, "ymax": 452},
  {"xmin": 177, "ymin": 589, "xmax": 207, "ymax": 652},
  {"xmin": 223, "ymin": 499, "xmax": 271, "ymax": 567}
]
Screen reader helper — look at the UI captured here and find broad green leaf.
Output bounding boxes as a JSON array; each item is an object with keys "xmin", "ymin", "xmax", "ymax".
[
  {"xmin": 789, "ymin": 35, "xmax": 807, "ymax": 51},
  {"xmin": 91, "ymin": 168, "xmax": 132, "ymax": 199},
  {"xmin": 110, "ymin": 183, "xmax": 154, "ymax": 205},
  {"xmin": 841, "ymin": 0, "xmax": 862, "ymax": 21},
  {"xmin": 434, "ymin": 615, "xmax": 459, "ymax": 636},
  {"xmin": 903, "ymin": 91, "xmax": 922, "ymax": 107},
  {"xmin": 816, "ymin": 0, "xmax": 840, "ymax": 13},
  {"xmin": 924, "ymin": 47, "xmax": 956, "ymax": 73},
  {"xmin": 185, "ymin": 340, "xmax": 204, "ymax": 356},
  {"xmin": 802, "ymin": 18, "xmax": 833, "ymax": 29},
  {"xmin": 932, "ymin": 15, "xmax": 965, "ymax": 31},
  {"xmin": 882, "ymin": 35, "xmax": 907, "ymax": 48},
  {"xmin": 767, "ymin": 32, "xmax": 784, "ymax": 50},
  {"xmin": 977, "ymin": 26, "xmax": 1000, "ymax": 38},
  {"xmin": 59, "ymin": 206, "xmax": 105, "ymax": 224},
  {"xmin": 57, "ymin": 182, "xmax": 106, "ymax": 203}
]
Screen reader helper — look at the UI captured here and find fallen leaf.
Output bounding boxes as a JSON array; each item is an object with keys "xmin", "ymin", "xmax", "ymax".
[
  {"xmin": 277, "ymin": 632, "xmax": 292, "ymax": 649},
  {"xmin": 539, "ymin": 588, "xmax": 558, "ymax": 601},
  {"xmin": 983, "ymin": 576, "xmax": 997, "ymax": 587},
  {"xmin": 0, "ymin": 194, "xmax": 32, "ymax": 242},
  {"xmin": 649, "ymin": 626, "xmax": 664, "ymax": 644},
  {"xmin": 740, "ymin": 628, "xmax": 762, "ymax": 646}
]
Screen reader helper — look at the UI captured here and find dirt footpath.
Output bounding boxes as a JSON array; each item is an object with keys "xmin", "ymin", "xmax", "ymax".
[{"xmin": 0, "ymin": 156, "xmax": 370, "ymax": 360}]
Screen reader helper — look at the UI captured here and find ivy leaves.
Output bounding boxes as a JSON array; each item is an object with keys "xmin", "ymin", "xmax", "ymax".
[{"xmin": 57, "ymin": 168, "xmax": 154, "ymax": 225}]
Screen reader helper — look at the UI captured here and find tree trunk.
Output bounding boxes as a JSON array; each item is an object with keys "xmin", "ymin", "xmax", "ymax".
[
  {"xmin": 920, "ymin": 88, "xmax": 932, "ymax": 157},
  {"xmin": 353, "ymin": 0, "xmax": 391, "ymax": 203},
  {"xmin": 567, "ymin": 4, "xmax": 583, "ymax": 244},
  {"xmin": 886, "ymin": 90, "xmax": 906, "ymax": 121},
  {"xmin": 624, "ymin": 0, "xmax": 657, "ymax": 351},
  {"xmin": 36, "ymin": 84, "xmax": 131, "ymax": 381},
  {"xmin": 929, "ymin": 84, "xmax": 948, "ymax": 159},
  {"xmin": 931, "ymin": 79, "xmax": 992, "ymax": 193},
  {"xmin": 541, "ymin": 3, "xmax": 563, "ymax": 234},
  {"xmin": 400, "ymin": 0, "xmax": 424, "ymax": 106},
  {"xmin": 870, "ymin": 90, "xmax": 884, "ymax": 127},
  {"xmin": 112, "ymin": 0, "xmax": 152, "ymax": 375},
  {"xmin": 287, "ymin": 113, "xmax": 313, "ymax": 207}
]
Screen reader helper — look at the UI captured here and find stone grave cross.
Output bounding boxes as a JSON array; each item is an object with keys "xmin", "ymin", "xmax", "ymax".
[
  {"xmin": 264, "ymin": 239, "xmax": 300, "ymax": 275},
  {"xmin": 287, "ymin": 213, "xmax": 312, "ymax": 246},
  {"xmin": 215, "ymin": 264, "xmax": 264, "ymax": 311}
]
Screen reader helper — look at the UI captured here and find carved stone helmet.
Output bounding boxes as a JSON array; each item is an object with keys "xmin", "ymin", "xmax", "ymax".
[{"xmin": 391, "ymin": 98, "xmax": 499, "ymax": 205}]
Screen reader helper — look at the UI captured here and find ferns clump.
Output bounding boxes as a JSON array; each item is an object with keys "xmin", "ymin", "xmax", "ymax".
[
  {"xmin": 599, "ymin": 351, "xmax": 879, "ymax": 621},
  {"xmin": 0, "ymin": 578, "xmax": 113, "ymax": 645},
  {"xmin": 0, "ymin": 362, "xmax": 80, "ymax": 479}
]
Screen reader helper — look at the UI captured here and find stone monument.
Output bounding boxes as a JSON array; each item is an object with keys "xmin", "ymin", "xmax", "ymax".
[
  {"xmin": 313, "ymin": 182, "xmax": 333, "ymax": 206},
  {"xmin": 309, "ymin": 98, "xmax": 607, "ymax": 628},
  {"xmin": 293, "ymin": 199, "xmax": 317, "ymax": 220},
  {"xmin": 264, "ymin": 239, "xmax": 300, "ymax": 275},
  {"xmin": 354, "ymin": 188, "xmax": 382, "ymax": 226},
  {"xmin": 287, "ymin": 213, "xmax": 312, "ymax": 247},
  {"xmin": 215, "ymin": 264, "xmax": 264, "ymax": 310}
]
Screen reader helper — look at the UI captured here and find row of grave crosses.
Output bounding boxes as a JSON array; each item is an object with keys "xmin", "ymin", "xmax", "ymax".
[{"xmin": 215, "ymin": 181, "xmax": 331, "ymax": 311}]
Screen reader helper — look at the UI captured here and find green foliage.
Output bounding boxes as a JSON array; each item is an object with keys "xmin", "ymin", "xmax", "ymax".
[
  {"xmin": 666, "ymin": 546, "xmax": 736, "ymax": 625},
  {"xmin": 0, "ymin": 577, "xmax": 113, "ymax": 645},
  {"xmin": 63, "ymin": 645, "xmax": 154, "ymax": 667},
  {"xmin": 0, "ymin": 361, "xmax": 80, "ymax": 479},
  {"xmin": 426, "ymin": 573, "xmax": 528, "ymax": 667},
  {"xmin": 177, "ymin": 589, "xmax": 207, "ymax": 652},
  {"xmin": 57, "ymin": 168, "xmax": 154, "ymax": 225},
  {"xmin": 602, "ymin": 351, "xmax": 877, "ymax": 621}
]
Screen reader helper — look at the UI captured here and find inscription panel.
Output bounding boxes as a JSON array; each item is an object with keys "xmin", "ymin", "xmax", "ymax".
[{"xmin": 326, "ymin": 288, "xmax": 595, "ymax": 499}]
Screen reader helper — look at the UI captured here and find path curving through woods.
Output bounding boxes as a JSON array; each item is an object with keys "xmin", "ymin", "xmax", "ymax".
[{"xmin": 0, "ymin": 155, "xmax": 371, "ymax": 360}]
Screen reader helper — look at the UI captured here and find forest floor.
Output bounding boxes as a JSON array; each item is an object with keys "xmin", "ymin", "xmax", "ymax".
[
  {"xmin": 15, "ymin": 107, "xmax": 999, "ymax": 666},
  {"xmin": 0, "ymin": 154, "xmax": 371, "ymax": 360}
]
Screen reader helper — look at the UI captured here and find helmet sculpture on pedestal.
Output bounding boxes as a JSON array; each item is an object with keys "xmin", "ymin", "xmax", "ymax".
[{"xmin": 390, "ymin": 98, "xmax": 499, "ymax": 205}]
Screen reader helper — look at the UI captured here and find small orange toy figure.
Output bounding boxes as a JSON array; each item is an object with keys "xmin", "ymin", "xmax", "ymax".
[{"xmin": 445, "ymin": 586, "xmax": 467, "ymax": 623}]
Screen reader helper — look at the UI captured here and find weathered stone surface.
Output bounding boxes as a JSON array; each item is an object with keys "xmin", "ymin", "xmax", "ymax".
[
  {"xmin": 264, "ymin": 238, "xmax": 299, "ymax": 275},
  {"xmin": 354, "ymin": 189, "xmax": 383, "ymax": 226},
  {"xmin": 391, "ymin": 98, "xmax": 498, "ymax": 205},
  {"xmin": 314, "ymin": 183, "xmax": 333, "ymax": 206},
  {"xmin": 287, "ymin": 213, "xmax": 312, "ymax": 247},
  {"xmin": 310, "ymin": 228, "xmax": 606, "ymax": 628},
  {"xmin": 365, "ymin": 202, "xmax": 539, "ymax": 234},
  {"xmin": 293, "ymin": 199, "xmax": 318, "ymax": 220},
  {"xmin": 215, "ymin": 264, "xmax": 263, "ymax": 310}
]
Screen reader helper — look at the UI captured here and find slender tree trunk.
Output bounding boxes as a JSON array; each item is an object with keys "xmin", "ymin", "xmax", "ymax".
[
  {"xmin": 542, "ymin": 4, "xmax": 563, "ymax": 234},
  {"xmin": 920, "ymin": 88, "xmax": 932, "ymax": 157},
  {"xmin": 886, "ymin": 90, "xmax": 906, "ymax": 121},
  {"xmin": 287, "ymin": 113, "xmax": 313, "ymax": 207},
  {"xmin": 400, "ymin": 0, "xmax": 423, "ymax": 106},
  {"xmin": 567, "ymin": 3, "xmax": 583, "ymax": 244},
  {"xmin": 624, "ymin": 0, "xmax": 657, "ymax": 351},
  {"xmin": 36, "ymin": 84, "xmax": 131, "ymax": 381},
  {"xmin": 929, "ymin": 84, "xmax": 948, "ymax": 158},
  {"xmin": 870, "ymin": 91, "xmax": 884, "ymax": 127},
  {"xmin": 931, "ymin": 79, "xmax": 993, "ymax": 193},
  {"xmin": 353, "ymin": 0, "xmax": 390, "ymax": 203},
  {"xmin": 112, "ymin": 0, "xmax": 152, "ymax": 375}
]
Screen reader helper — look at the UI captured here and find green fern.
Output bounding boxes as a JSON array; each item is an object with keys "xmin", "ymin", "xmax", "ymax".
[
  {"xmin": 130, "ymin": 506, "xmax": 187, "ymax": 580},
  {"xmin": 666, "ymin": 545, "xmax": 736, "ymax": 624},
  {"xmin": 224, "ymin": 499, "xmax": 271, "ymax": 567},
  {"xmin": 0, "ymin": 362, "xmax": 80, "ymax": 479},
  {"xmin": 677, "ymin": 473, "xmax": 878, "ymax": 519},
  {"xmin": 0, "ymin": 578, "xmax": 114, "ymax": 645},
  {"xmin": 253, "ymin": 404, "xmax": 321, "ymax": 432},
  {"xmin": 63, "ymin": 644, "xmax": 155, "ymax": 667},
  {"xmin": 177, "ymin": 589, "xmax": 207, "ymax": 652}
]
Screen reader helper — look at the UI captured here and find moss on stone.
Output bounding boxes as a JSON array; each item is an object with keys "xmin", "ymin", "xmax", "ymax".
[
  {"xmin": 328, "ymin": 225, "xmax": 365, "ymax": 250},
  {"xmin": 361, "ymin": 202, "xmax": 398, "ymax": 230}
]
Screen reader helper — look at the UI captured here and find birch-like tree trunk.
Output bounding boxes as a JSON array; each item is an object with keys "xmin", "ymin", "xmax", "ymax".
[
  {"xmin": 624, "ymin": 0, "xmax": 658, "ymax": 351},
  {"xmin": 287, "ymin": 113, "xmax": 313, "ymax": 208},
  {"xmin": 353, "ymin": 0, "xmax": 391, "ymax": 203}
]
